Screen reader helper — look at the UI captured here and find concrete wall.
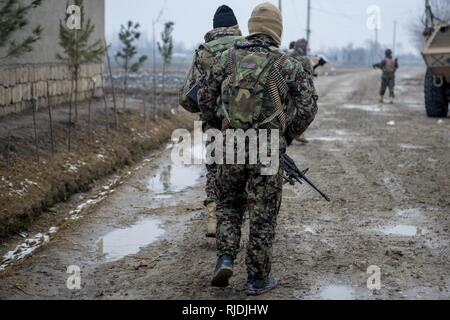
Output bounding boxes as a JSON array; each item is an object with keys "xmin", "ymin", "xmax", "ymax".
[{"xmin": 0, "ymin": 0, "xmax": 105, "ymax": 116}]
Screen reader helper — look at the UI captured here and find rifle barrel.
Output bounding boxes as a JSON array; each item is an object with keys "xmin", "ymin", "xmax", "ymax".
[{"xmin": 283, "ymin": 154, "xmax": 331, "ymax": 202}]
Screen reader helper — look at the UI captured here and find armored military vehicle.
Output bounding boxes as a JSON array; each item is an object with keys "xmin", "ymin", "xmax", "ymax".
[{"xmin": 422, "ymin": 0, "xmax": 450, "ymax": 117}]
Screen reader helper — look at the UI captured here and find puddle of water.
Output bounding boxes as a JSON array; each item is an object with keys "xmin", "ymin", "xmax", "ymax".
[
  {"xmin": 400, "ymin": 144, "xmax": 426, "ymax": 150},
  {"xmin": 96, "ymin": 219, "xmax": 165, "ymax": 262},
  {"xmin": 147, "ymin": 164, "xmax": 203, "ymax": 194},
  {"xmin": 395, "ymin": 85, "xmax": 409, "ymax": 94},
  {"xmin": 403, "ymin": 286, "xmax": 441, "ymax": 300},
  {"xmin": 147, "ymin": 142, "xmax": 205, "ymax": 194},
  {"xmin": 310, "ymin": 136, "xmax": 348, "ymax": 142},
  {"xmin": 304, "ymin": 225, "xmax": 317, "ymax": 235},
  {"xmin": 379, "ymin": 225, "xmax": 424, "ymax": 237},
  {"xmin": 155, "ymin": 194, "xmax": 173, "ymax": 200},
  {"xmin": 311, "ymin": 129, "xmax": 373, "ymax": 143},
  {"xmin": 395, "ymin": 208, "xmax": 424, "ymax": 219},
  {"xmin": 319, "ymin": 285, "xmax": 356, "ymax": 300},
  {"xmin": 341, "ymin": 104, "xmax": 383, "ymax": 113}
]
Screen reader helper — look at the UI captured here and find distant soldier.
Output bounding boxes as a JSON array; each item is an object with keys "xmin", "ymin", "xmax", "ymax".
[
  {"xmin": 287, "ymin": 38, "xmax": 314, "ymax": 144},
  {"xmin": 198, "ymin": 2, "xmax": 318, "ymax": 295},
  {"xmin": 289, "ymin": 41, "xmax": 295, "ymax": 50},
  {"xmin": 373, "ymin": 49, "xmax": 399, "ymax": 104},
  {"xmin": 179, "ymin": 5, "xmax": 243, "ymax": 238}
]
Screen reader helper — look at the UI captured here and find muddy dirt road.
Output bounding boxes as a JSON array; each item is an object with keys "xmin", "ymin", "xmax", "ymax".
[{"xmin": 0, "ymin": 68, "xmax": 449, "ymax": 300}]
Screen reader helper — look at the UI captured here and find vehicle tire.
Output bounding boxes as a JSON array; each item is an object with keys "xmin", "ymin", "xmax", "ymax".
[{"xmin": 425, "ymin": 68, "xmax": 449, "ymax": 118}]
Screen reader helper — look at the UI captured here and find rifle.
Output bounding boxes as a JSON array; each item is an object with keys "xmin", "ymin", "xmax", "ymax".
[
  {"xmin": 313, "ymin": 57, "xmax": 327, "ymax": 71},
  {"xmin": 313, "ymin": 57, "xmax": 327, "ymax": 77},
  {"xmin": 283, "ymin": 154, "xmax": 331, "ymax": 202}
]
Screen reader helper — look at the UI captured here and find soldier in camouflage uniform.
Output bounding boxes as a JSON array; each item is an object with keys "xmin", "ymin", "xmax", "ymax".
[
  {"xmin": 198, "ymin": 2, "xmax": 318, "ymax": 295},
  {"xmin": 373, "ymin": 49, "xmax": 399, "ymax": 104},
  {"xmin": 287, "ymin": 38, "xmax": 313, "ymax": 145},
  {"xmin": 179, "ymin": 5, "xmax": 242, "ymax": 238}
]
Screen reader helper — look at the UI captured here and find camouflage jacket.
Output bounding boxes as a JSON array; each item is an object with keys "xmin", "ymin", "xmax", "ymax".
[
  {"xmin": 198, "ymin": 34, "xmax": 318, "ymax": 145},
  {"xmin": 287, "ymin": 49, "xmax": 314, "ymax": 74},
  {"xmin": 179, "ymin": 27, "xmax": 242, "ymax": 115}
]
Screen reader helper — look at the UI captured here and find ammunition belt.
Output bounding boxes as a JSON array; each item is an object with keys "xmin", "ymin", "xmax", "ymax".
[{"xmin": 261, "ymin": 54, "xmax": 288, "ymax": 132}]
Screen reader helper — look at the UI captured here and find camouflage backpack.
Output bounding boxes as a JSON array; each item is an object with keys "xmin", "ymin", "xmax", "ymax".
[
  {"xmin": 220, "ymin": 40, "xmax": 287, "ymax": 130},
  {"xmin": 198, "ymin": 35, "xmax": 242, "ymax": 71},
  {"xmin": 179, "ymin": 35, "xmax": 242, "ymax": 112}
]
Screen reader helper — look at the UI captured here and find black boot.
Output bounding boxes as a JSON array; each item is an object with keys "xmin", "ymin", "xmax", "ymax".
[
  {"xmin": 211, "ymin": 255, "xmax": 234, "ymax": 288},
  {"xmin": 247, "ymin": 276, "xmax": 278, "ymax": 296}
]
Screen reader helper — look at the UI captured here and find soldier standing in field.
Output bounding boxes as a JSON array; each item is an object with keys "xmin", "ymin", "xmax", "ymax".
[
  {"xmin": 179, "ymin": 5, "xmax": 243, "ymax": 238},
  {"xmin": 373, "ymin": 49, "xmax": 399, "ymax": 104},
  {"xmin": 198, "ymin": 2, "xmax": 318, "ymax": 295}
]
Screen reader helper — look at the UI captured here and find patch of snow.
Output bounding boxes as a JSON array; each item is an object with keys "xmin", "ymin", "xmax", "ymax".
[
  {"xmin": 65, "ymin": 160, "xmax": 87, "ymax": 174},
  {"xmin": 49, "ymin": 227, "xmax": 58, "ymax": 234},
  {"xmin": 67, "ymin": 164, "xmax": 78, "ymax": 173},
  {"xmin": 0, "ymin": 228, "xmax": 57, "ymax": 272}
]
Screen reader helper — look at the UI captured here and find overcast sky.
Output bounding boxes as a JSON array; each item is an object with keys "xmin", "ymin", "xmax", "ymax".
[{"xmin": 105, "ymin": 0, "xmax": 424, "ymax": 53}]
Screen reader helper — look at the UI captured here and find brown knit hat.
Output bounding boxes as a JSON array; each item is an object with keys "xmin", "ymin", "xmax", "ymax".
[{"xmin": 248, "ymin": 2, "xmax": 283, "ymax": 45}]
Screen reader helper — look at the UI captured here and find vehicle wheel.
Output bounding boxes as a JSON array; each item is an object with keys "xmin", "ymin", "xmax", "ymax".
[{"xmin": 425, "ymin": 68, "xmax": 449, "ymax": 118}]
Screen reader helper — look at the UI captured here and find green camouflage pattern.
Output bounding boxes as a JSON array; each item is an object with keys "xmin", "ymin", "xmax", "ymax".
[
  {"xmin": 380, "ymin": 74, "xmax": 396, "ymax": 98},
  {"xmin": 215, "ymin": 157, "xmax": 284, "ymax": 279},
  {"xmin": 179, "ymin": 27, "xmax": 242, "ymax": 115},
  {"xmin": 286, "ymin": 49, "xmax": 314, "ymax": 74},
  {"xmin": 199, "ymin": 34, "xmax": 319, "ymax": 141},
  {"xmin": 220, "ymin": 38, "xmax": 281, "ymax": 129},
  {"xmin": 374, "ymin": 57, "xmax": 399, "ymax": 98},
  {"xmin": 179, "ymin": 27, "xmax": 242, "ymax": 206},
  {"xmin": 286, "ymin": 49, "xmax": 315, "ymax": 124},
  {"xmin": 199, "ymin": 34, "xmax": 318, "ymax": 279}
]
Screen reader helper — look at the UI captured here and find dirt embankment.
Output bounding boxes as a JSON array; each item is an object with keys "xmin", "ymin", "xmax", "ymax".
[{"xmin": 0, "ymin": 95, "xmax": 195, "ymax": 240}]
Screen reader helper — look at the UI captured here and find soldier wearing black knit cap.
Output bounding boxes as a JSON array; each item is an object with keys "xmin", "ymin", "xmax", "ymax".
[{"xmin": 179, "ymin": 5, "xmax": 242, "ymax": 239}]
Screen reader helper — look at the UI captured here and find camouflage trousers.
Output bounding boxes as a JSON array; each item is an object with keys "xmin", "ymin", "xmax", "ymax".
[
  {"xmin": 203, "ymin": 119, "xmax": 221, "ymax": 206},
  {"xmin": 205, "ymin": 163, "xmax": 218, "ymax": 205},
  {"xmin": 380, "ymin": 74, "xmax": 396, "ymax": 98},
  {"xmin": 215, "ymin": 159, "xmax": 284, "ymax": 279}
]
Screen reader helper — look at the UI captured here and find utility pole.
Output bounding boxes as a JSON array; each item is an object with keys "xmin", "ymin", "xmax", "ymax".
[
  {"xmin": 393, "ymin": 20, "xmax": 397, "ymax": 55},
  {"xmin": 278, "ymin": 0, "xmax": 282, "ymax": 12},
  {"xmin": 306, "ymin": 0, "xmax": 311, "ymax": 52}
]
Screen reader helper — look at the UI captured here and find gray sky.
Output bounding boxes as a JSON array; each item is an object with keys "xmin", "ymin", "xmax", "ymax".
[{"xmin": 106, "ymin": 0, "xmax": 424, "ymax": 53}]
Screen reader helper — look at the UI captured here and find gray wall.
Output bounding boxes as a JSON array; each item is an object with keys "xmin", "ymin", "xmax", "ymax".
[
  {"xmin": 0, "ymin": 0, "xmax": 105, "ymax": 116},
  {"xmin": 0, "ymin": 0, "xmax": 105, "ymax": 65}
]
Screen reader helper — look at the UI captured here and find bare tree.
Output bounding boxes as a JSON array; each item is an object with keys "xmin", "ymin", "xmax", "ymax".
[
  {"xmin": 157, "ymin": 21, "xmax": 174, "ymax": 108},
  {"xmin": 115, "ymin": 21, "xmax": 147, "ymax": 111},
  {"xmin": 409, "ymin": 0, "xmax": 450, "ymax": 52},
  {"xmin": 57, "ymin": 0, "xmax": 104, "ymax": 150}
]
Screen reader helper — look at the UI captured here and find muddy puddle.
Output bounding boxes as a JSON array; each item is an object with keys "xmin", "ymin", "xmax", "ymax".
[
  {"xmin": 147, "ymin": 164, "xmax": 203, "ymax": 194},
  {"xmin": 399, "ymin": 144, "xmax": 427, "ymax": 150},
  {"xmin": 341, "ymin": 104, "xmax": 385, "ymax": 113},
  {"xmin": 96, "ymin": 219, "xmax": 165, "ymax": 262},
  {"xmin": 304, "ymin": 225, "xmax": 317, "ymax": 235},
  {"xmin": 319, "ymin": 285, "xmax": 358, "ymax": 300},
  {"xmin": 147, "ymin": 142, "xmax": 206, "ymax": 194},
  {"xmin": 309, "ymin": 129, "xmax": 372, "ymax": 143},
  {"xmin": 377, "ymin": 224, "xmax": 425, "ymax": 237},
  {"xmin": 395, "ymin": 208, "xmax": 425, "ymax": 219}
]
